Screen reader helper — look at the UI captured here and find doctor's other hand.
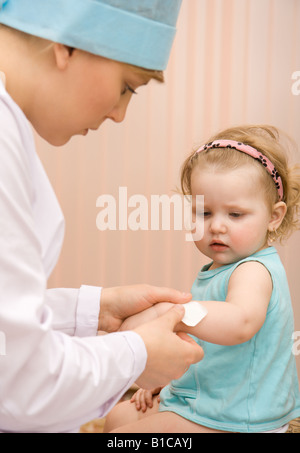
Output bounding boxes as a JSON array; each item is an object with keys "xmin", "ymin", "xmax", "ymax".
[
  {"xmin": 134, "ymin": 305, "xmax": 204, "ymax": 389},
  {"xmin": 99, "ymin": 284, "xmax": 192, "ymax": 333}
]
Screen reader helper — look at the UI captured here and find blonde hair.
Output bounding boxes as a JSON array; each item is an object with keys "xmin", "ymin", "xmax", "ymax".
[
  {"xmin": 122, "ymin": 62, "xmax": 164, "ymax": 84},
  {"xmin": 181, "ymin": 125, "xmax": 300, "ymax": 243}
]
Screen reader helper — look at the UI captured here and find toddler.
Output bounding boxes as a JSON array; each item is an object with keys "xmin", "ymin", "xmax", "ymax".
[{"xmin": 104, "ymin": 125, "xmax": 300, "ymax": 433}]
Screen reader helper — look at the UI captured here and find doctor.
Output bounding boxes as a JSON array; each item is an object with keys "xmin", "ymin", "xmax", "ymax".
[{"xmin": 0, "ymin": 0, "xmax": 203, "ymax": 433}]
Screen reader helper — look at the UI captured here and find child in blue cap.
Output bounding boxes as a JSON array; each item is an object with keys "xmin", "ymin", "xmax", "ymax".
[{"xmin": 0, "ymin": 0, "xmax": 204, "ymax": 433}]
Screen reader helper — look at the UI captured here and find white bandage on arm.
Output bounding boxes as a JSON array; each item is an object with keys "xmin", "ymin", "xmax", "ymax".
[{"xmin": 181, "ymin": 301, "xmax": 208, "ymax": 327}]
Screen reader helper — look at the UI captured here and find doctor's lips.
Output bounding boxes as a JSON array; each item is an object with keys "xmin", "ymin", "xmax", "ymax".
[{"xmin": 81, "ymin": 127, "xmax": 99, "ymax": 136}]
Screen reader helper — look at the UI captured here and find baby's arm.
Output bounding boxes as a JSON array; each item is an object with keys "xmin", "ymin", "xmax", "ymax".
[
  {"xmin": 120, "ymin": 261, "xmax": 272, "ymax": 344},
  {"xmin": 177, "ymin": 261, "xmax": 272, "ymax": 345},
  {"xmin": 119, "ymin": 302, "xmax": 174, "ymax": 331}
]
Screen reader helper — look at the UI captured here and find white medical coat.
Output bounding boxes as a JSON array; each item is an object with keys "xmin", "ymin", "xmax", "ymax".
[{"xmin": 0, "ymin": 80, "xmax": 147, "ymax": 433}]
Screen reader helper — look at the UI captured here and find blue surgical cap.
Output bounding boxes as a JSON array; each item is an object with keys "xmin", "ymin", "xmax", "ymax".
[{"xmin": 0, "ymin": 0, "xmax": 182, "ymax": 70}]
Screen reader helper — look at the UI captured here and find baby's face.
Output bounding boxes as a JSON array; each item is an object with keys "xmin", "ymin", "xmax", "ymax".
[{"xmin": 190, "ymin": 166, "xmax": 273, "ymax": 269}]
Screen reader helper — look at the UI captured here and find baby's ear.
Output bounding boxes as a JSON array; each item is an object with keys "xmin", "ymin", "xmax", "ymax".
[{"xmin": 268, "ymin": 201, "xmax": 287, "ymax": 232}]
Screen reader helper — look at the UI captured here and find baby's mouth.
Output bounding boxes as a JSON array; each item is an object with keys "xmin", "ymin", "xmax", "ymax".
[{"xmin": 210, "ymin": 240, "xmax": 229, "ymax": 251}]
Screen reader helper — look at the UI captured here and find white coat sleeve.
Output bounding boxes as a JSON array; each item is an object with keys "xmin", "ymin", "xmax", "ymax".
[
  {"xmin": 0, "ymin": 100, "xmax": 147, "ymax": 433},
  {"xmin": 45, "ymin": 285, "xmax": 102, "ymax": 337}
]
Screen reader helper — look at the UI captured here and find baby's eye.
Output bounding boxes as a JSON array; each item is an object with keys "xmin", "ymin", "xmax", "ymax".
[{"xmin": 230, "ymin": 212, "xmax": 243, "ymax": 218}]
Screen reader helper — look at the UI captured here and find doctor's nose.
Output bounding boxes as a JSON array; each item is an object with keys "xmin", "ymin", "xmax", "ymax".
[{"xmin": 106, "ymin": 97, "xmax": 131, "ymax": 123}]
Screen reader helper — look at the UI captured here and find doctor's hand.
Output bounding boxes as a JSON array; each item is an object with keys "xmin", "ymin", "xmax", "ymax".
[
  {"xmin": 99, "ymin": 284, "xmax": 192, "ymax": 333},
  {"xmin": 134, "ymin": 305, "xmax": 204, "ymax": 389}
]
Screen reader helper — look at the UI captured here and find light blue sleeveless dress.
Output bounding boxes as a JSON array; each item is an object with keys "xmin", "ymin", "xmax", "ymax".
[{"xmin": 159, "ymin": 247, "xmax": 300, "ymax": 432}]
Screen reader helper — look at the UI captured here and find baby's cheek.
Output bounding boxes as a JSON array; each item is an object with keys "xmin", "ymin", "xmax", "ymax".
[{"xmin": 232, "ymin": 227, "xmax": 258, "ymax": 249}]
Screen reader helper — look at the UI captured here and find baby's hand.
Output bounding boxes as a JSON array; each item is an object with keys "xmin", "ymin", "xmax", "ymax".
[
  {"xmin": 130, "ymin": 387, "xmax": 163, "ymax": 412},
  {"xmin": 119, "ymin": 302, "xmax": 174, "ymax": 331}
]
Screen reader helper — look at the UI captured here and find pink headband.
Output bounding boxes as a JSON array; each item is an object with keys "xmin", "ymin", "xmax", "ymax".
[{"xmin": 195, "ymin": 139, "xmax": 284, "ymax": 201}]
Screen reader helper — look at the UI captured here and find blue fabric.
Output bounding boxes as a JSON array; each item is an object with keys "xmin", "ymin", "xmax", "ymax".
[
  {"xmin": 0, "ymin": 0, "xmax": 182, "ymax": 70},
  {"xmin": 160, "ymin": 247, "xmax": 300, "ymax": 433}
]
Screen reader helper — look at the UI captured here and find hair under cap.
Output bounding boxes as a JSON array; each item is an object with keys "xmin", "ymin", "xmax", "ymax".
[{"xmin": 0, "ymin": 0, "xmax": 182, "ymax": 70}]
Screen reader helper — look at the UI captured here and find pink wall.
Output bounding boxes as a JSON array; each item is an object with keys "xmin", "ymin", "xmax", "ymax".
[{"xmin": 35, "ymin": 0, "xmax": 300, "ymax": 376}]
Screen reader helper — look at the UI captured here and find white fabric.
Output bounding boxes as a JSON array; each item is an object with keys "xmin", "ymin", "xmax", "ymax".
[
  {"xmin": 263, "ymin": 423, "xmax": 289, "ymax": 433},
  {"xmin": 0, "ymin": 79, "xmax": 147, "ymax": 433}
]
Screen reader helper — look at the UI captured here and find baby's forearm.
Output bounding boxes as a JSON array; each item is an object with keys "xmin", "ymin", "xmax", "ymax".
[
  {"xmin": 119, "ymin": 302, "xmax": 174, "ymax": 331},
  {"xmin": 120, "ymin": 300, "xmax": 252, "ymax": 346},
  {"xmin": 177, "ymin": 301, "xmax": 252, "ymax": 346}
]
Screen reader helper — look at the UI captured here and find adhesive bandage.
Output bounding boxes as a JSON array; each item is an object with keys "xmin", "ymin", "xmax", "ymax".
[{"xmin": 181, "ymin": 301, "xmax": 208, "ymax": 327}]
